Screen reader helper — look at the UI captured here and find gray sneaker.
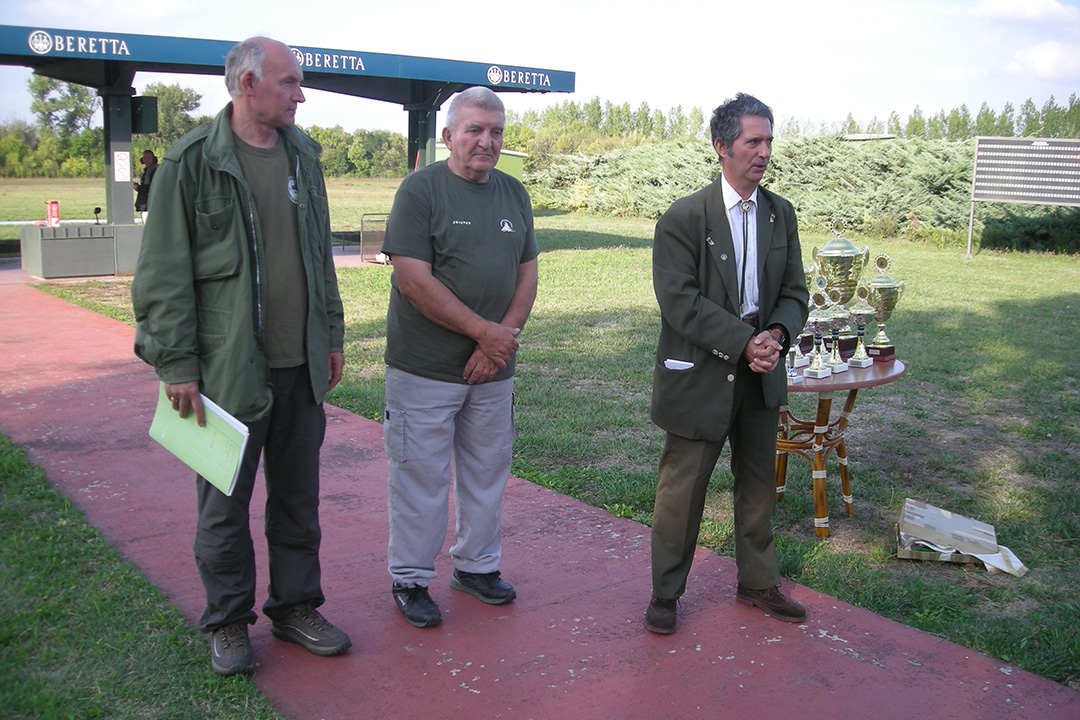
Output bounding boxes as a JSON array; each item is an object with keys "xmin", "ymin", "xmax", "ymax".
[
  {"xmin": 210, "ymin": 622, "xmax": 254, "ymax": 676},
  {"xmin": 271, "ymin": 604, "xmax": 352, "ymax": 656}
]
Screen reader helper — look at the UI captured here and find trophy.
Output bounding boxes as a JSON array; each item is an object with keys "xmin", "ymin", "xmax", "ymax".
[
  {"xmin": 803, "ymin": 262, "xmax": 816, "ymax": 298},
  {"xmin": 825, "ymin": 289, "xmax": 849, "ymax": 373},
  {"xmin": 866, "ymin": 254, "xmax": 904, "ymax": 362},
  {"xmin": 786, "ymin": 347, "xmax": 803, "ymax": 383},
  {"xmin": 847, "ymin": 284, "xmax": 877, "ymax": 368},
  {"xmin": 803, "ymin": 291, "xmax": 833, "ymax": 379},
  {"xmin": 811, "ymin": 221, "xmax": 870, "ymax": 307}
]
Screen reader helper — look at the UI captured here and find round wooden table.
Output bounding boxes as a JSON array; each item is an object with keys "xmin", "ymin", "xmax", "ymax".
[{"xmin": 776, "ymin": 359, "xmax": 905, "ymax": 538}]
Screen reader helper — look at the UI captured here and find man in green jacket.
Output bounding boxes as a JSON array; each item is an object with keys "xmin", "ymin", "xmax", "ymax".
[
  {"xmin": 645, "ymin": 94, "xmax": 809, "ymax": 635},
  {"xmin": 131, "ymin": 36, "xmax": 350, "ymax": 676}
]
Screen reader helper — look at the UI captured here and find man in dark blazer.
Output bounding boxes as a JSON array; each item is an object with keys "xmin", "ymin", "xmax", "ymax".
[{"xmin": 645, "ymin": 94, "xmax": 809, "ymax": 634}]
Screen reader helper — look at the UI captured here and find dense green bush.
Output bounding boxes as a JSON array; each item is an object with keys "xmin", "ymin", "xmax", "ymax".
[
  {"xmin": 526, "ymin": 135, "xmax": 1075, "ymax": 253},
  {"xmin": 528, "ymin": 141, "xmax": 718, "ymax": 218}
]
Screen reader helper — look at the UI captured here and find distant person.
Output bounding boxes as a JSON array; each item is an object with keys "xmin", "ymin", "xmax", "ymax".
[
  {"xmin": 131, "ymin": 36, "xmax": 350, "ymax": 676},
  {"xmin": 645, "ymin": 93, "xmax": 809, "ymax": 635},
  {"xmin": 133, "ymin": 150, "xmax": 157, "ymax": 223},
  {"xmin": 381, "ymin": 86, "xmax": 538, "ymax": 628}
]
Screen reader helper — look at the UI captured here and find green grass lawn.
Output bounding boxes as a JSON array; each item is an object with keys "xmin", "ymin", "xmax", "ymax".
[{"xmin": 6, "ymin": 177, "xmax": 1079, "ymax": 714}]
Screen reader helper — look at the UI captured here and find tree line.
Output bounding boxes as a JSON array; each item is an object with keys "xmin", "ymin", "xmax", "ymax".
[
  {"xmin": 1, "ymin": 77, "xmax": 1077, "ymax": 179},
  {"xmin": 0, "ymin": 78, "xmax": 407, "ymax": 179},
  {"xmin": 817, "ymin": 94, "xmax": 1080, "ymax": 141}
]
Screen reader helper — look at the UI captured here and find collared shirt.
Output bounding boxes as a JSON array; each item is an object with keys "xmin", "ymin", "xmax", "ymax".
[{"xmin": 721, "ymin": 175, "xmax": 759, "ymax": 317}]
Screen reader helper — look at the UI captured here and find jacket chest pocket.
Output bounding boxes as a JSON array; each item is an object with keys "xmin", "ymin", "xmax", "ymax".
[{"xmin": 193, "ymin": 197, "xmax": 243, "ymax": 281}]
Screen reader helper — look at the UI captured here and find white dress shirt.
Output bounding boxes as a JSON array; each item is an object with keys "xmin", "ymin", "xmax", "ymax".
[{"xmin": 720, "ymin": 175, "xmax": 759, "ymax": 318}]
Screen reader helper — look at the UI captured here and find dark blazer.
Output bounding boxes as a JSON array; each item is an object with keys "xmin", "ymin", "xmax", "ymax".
[{"xmin": 650, "ymin": 177, "xmax": 809, "ymax": 442}]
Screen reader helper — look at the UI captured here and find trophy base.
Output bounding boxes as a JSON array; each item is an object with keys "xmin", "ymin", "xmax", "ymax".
[
  {"xmin": 849, "ymin": 356, "xmax": 874, "ymax": 368},
  {"xmin": 787, "ymin": 372, "xmax": 804, "ymax": 383},
  {"xmin": 868, "ymin": 344, "xmax": 896, "ymax": 363},
  {"xmin": 793, "ymin": 355, "xmax": 810, "ymax": 368},
  {"xmin": 827, "ymin": 361, "xmax": 849, "ymax": 373},
  {"xmin": 804, "ymin": 366, "xmax": 833, "ymax": 379}
]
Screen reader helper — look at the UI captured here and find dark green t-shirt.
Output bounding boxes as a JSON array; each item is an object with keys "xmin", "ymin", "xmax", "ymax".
[
  {"xmin": 383, "ymin": 162, "xmax": 538, "ymax": 384},
  {"xmin": 234, "ymin": 134, "xmax": 307, "ymax": 369}
]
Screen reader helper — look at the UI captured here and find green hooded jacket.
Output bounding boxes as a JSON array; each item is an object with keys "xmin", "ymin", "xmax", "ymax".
[{"xmin": 131, "ymin": 104, "xmax": 344, "ymax": 423}]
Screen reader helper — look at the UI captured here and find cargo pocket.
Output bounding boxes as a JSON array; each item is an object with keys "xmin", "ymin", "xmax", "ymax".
[
  {"xmin": 193, "ymin": 199, "xmax": 242, "ymax": 281},
  {"xmin": 384, "ymin": 405, "xmax": 408, "ymax": 463},
  {"xmin": 196, "ymin": 305, "xmax": 231, "ymax": 354}
]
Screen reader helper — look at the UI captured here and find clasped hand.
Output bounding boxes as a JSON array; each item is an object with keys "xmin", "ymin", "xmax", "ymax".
[
  {"xmin": 742, "ymin": 331, "xmax": 782, "ymax": 374},
  {"xmin": 463, "ymin": 321, "xmax": 521, "ymax": 385}
]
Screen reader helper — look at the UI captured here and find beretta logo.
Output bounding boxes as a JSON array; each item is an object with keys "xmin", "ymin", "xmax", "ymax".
[{"xmin": 28, "ymin": 31, "xmax": 52, "ymax": 55}]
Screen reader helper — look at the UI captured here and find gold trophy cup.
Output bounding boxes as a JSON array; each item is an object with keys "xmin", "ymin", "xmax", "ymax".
[
  {"xmin": 867, "ymin": 254, "xmax": 904, "ymax": 361},
  {"xmin": 812, "ymin": 224, "xmax": 870, "ymax": 307}
]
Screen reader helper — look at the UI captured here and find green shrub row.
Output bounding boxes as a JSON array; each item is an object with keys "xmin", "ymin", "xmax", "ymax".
[{"xmin": 526, "ymin": 136, "xmax": 1079, "ymax": 252}]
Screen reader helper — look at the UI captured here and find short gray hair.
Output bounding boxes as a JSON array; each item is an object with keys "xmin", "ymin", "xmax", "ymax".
[
  {"xmin": 710, "ymin": 93, "xmax": 774, "ymax": 150},
  {"xmin": 225, "ymin": 38, "xmax": 268, "ymax": 98},
  {"xmin": 445, "ymin": 87, "xmax": 505, "ymax": 131}
]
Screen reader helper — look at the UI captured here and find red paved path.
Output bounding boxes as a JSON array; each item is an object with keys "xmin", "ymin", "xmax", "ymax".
[{"xmin": 2, "ymin": 257, "xmax": 1077, "ymax": 719}]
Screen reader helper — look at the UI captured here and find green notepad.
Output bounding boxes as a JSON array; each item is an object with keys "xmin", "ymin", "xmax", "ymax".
[{"xmin": 148, "ymin": 383, "xmax": 250, "ymax": 496}]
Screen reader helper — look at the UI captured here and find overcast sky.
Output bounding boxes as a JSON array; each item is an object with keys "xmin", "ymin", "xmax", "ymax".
[{"xmin": 1, "ymin": 0, "xmax": 1078, "ymax": 136}]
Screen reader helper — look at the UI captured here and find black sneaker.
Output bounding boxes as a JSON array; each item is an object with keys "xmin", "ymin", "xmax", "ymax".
[
  {"xmin": 392, "ymin": 583, "xmax": 442, "ymax": 627},
  {"xmin": 450, "ymin": 570, "xmax": 517, "ymax": 605},
  {"xmin": 271, "ymin": 604, "xmax": 352, "ymax": 656},
  {"xmin": 210, "ymin": 622, "xmax": 254, "ymax": 676}
]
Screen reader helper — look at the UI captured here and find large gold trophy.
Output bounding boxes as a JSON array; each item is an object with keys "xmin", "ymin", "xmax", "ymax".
[{"xmin": 811, "ymin": 224, "xmax": 870, "ymax": 307}]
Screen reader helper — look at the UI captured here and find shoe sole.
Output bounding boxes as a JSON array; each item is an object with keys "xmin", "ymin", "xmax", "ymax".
[
  {"xmin": 399, "ymin": 612, "xmax": 442, "ymax": 628},
  {"xmin": 735, "ymin": 594, "xmax": 806, "ymax": 624},
  {"xmin": 449, "ymin": 576, "xmax": 516, "ymax": 605},
  {"xmin": 211, "ymin": 657, "xmax": 254, "ymax": 676},
  {"xmin": 271, "ymin": 625, "xmax": 352, "ymax": 656},
  {"xmin": 643, "ymin": 618, "xmax": 676, "ymax": 635}
]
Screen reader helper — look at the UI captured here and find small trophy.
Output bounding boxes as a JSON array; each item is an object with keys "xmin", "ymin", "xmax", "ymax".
[
  {"xmin": 786, "ymin": 347, "xmax": 803, "ymax": 383},
  {"xmin": 803, "ymin": 262, "xmax": 817, "ymax": 298},
  {"xmin": 792, "ymin": 333, "xmax": 810, "ymax": 367},
  {"xmin": 847, "ymin": 284, "xmax": 876, "ymax": 368},
  {"xmin": 867, "ymin": 254, "xmax": 904, "ymax": 362},
  {"xmin": 804, "ymin": 292, "xmax": 833, "ymax": 379},
  {"xmin": 825, "ymin": 289, "xmax": 849, "ymax": 373}
]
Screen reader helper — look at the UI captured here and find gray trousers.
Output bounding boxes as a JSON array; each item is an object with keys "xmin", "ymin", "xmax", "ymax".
[
  {"xmin": 384, "ymin": 366, "xmax": 515, "ymax": 587},
  {"xmin": 194, "ymin": 365, "xmax": 326, "ymax": 632},
  {"xmin": 651, "ymin": 365, "xmax": 781, "ymax": 599}
]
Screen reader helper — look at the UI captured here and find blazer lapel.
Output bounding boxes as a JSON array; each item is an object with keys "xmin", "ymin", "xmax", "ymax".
[{"xmin": 755, "ymin": 190, "xmax": 776, "ymax": 302}]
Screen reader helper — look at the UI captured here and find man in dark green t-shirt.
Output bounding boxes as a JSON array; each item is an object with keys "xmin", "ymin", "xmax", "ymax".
[{"xmin": 382, "ymin": 86, "xmax": 538, "ymax": 628}]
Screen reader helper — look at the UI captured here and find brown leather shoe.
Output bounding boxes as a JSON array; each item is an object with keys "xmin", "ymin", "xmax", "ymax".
[
  {"xmin": 644, "ymin": 596, "xmax": 677, "ymax": 634},
  {"xmin": 736, "ymin": 583, "xmax": 807, "ymax": 623}
]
